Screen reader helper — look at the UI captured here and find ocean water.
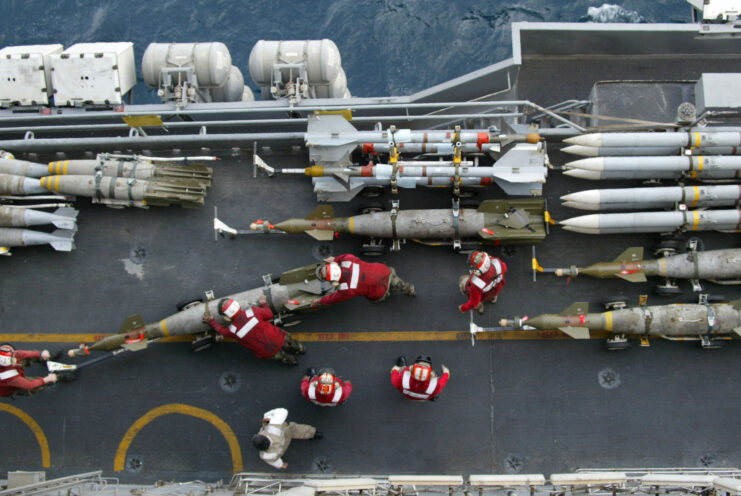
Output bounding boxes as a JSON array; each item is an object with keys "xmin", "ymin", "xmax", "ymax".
[{"xmin": 2, "ymin": 0, "xmax": 692, "ymax": 102}]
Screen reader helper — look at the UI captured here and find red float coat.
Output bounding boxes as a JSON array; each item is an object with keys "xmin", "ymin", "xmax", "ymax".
[
  {"xmin": 390, "ymin": 366, "xmax": 450, "ymax": 401},
  {"xmin": 318, "ymin": 254, "xmax": 390, "ymax": 306},
  {"xmin": 206, "ymin": 303, "xmax": 286, "ymax": 359},
  {"xmin": 300, "ymin": 376, "xmax": 352, "ymax": 406},
  {"xmin": 459, "ymin": 258, "xmax": 507, "ymax": 312},
  {"xmin": 0, "ymin": 350, "xmax": 45, "ymax": 397}
]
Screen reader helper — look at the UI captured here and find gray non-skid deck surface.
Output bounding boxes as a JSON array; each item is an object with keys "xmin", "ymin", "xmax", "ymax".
[{"xmin": 1, "ymin": 52, "xmax": 741, "ymax": 482}]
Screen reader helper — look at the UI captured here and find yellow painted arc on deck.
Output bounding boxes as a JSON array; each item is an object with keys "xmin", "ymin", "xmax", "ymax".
[
  {"xmin": 0, "ymin": 403, "xmax": 51, "ymax": 468},
  {"xmin": 113, "ymin": 403, "xmax": 242, "ymax": 473}
]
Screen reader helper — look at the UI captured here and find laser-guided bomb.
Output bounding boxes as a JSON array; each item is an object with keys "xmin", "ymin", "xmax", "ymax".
[
  {"xmin": 67, "ymin": 262, "xmax": 337, "ymax": 357},
  {"xmin": 494, "ymin": 297, "xmax": 741, "ymax": 349},
  {"xmin": 215, "ymin": 199, "xmax": 547, "ymax": 252},
  {"xmin": 533, "ymin": 246, "xmax": 741, "ymax": 293}
]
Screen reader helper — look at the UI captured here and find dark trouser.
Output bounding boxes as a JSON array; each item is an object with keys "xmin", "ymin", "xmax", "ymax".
[
  {"xmin": 271, "ymin": 334, "xmax": 306, "ymax": 365},
  {"xmin": 378, "ymin": 267, "xmax": 416, "ymax": 302}
]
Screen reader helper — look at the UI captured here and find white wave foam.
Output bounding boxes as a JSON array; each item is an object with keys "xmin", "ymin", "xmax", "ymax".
[{"xmin": 587, "ymin": 3, "xmax": 646, "ymax": 23}]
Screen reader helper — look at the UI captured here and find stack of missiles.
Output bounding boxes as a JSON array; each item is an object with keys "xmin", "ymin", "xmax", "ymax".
[
  {"xmin": 0, "ymin": 153, "xmax": 213, "ymax": 252},
  {"xmin": 294, "ymin": 114, "xmax": 548, "ymax": 201},
  {"xmin": 557, "ymin": 130, "xmax": 741, "ymax": 234},
  {"xmin": 0, "ymin": 153, "xmax": 213, "ymax": 208}
]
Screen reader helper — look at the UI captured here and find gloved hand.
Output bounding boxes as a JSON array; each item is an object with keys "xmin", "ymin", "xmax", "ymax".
[{"xmin": 441, "ymin": 365, "xmax": 450, "ymax": 377}]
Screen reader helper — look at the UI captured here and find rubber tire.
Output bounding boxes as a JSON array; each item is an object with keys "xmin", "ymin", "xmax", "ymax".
[
  {"xmin": 361, "ymin": 244, "xmax": 387, "ymax": 257},
  {"xmin": 190, "ymin": 335, "xmax": 215, "ymax": 353},
  {"xmin": 654, "ymin": 285, "xmax": 682, "ymax": 296},
  {"xmin": 358, "ymin": 202, "xmax": 386, "ymax": 215},
  {"xmin": 605, "ymin": 339, "xmax": 630, "ymax": 351},
  {"xmin": 460, "ymin": 199, "xmax": 481, "ymax": 209},
  {"xmin": 652, "ymin": 239, "xmax": 681, "ymax": 257},
  {"xmin": 176, "ymin": 297, "xmax": 204, "ymax": 312},
  {"xmin": 361, "ymin": 186, "xmax": 384, "ymax": 198},
  {"xmin": 602, "ymin": 296, "xmax": 627, "ymax": 310},
  {"xmin": 456, "ymin": 188, "xmax": 477, "ymax": 199}
]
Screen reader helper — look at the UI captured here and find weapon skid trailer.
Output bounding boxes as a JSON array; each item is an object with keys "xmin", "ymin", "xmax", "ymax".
[
  {"xmin": 67, "ymin": 262, "xmax": 336, "ymax": 357},
  {"xmin": 214, "ymin": 198, "xmax": 547, "ymax": 254}
]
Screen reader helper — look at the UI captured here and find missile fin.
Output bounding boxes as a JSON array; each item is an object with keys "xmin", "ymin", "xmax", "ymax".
[
  {"xmin": 332, "ymin": 172, "xmax": 351, "ymax": 188},
  {"xmin": 615, "ymin": 246, "xmax": 643, "ymax": 263},
  {"xmin": 616, "ymin": 272, "xmax": 648, "ymax": 283},
  {"xmin": 51, "ymin": 207, "xmax": 79, "ymax": 229},
  {"xmin": 305, "ymin": 229, "xmax": 335, "ymax": 241},
  {"xmin": 121, "ymin": 340, "xmax": 149, "ymax": 352},
  {"xmin": 558, "ymin": 327, "xmax": 591, "ymax": 339},
  {"xmin": 49, "ymin": 228, "xmax": 76, "ymax": 252},
  {"xmin": 119, "ymin": 314, "xmax": 145, "ymax": 333},
  {"xmin": 306, "ymin": 205, "xmax": 334, "ymax": 220},
  {"xmin": 561, "ymin": 302, "xmax": 589, "ymax": 316}
]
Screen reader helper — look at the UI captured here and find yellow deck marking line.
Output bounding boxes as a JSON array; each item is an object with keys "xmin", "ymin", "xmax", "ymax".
[
  {"xmin": 0, "ymin": 403, "xmax": 51, "ymax": 468},
  {"xmin": 5, "ymin": 330, "xmax": 611, "ymax": 343},
  {"xmin": 113, "ymin": 403, "xmax": 242, "ymax": 473}
]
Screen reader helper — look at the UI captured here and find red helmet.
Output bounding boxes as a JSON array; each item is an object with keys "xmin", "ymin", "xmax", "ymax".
[
  {"xmin": 219, "ymin": 298, "xmax": 240, "ymax": 319},
  {"xmin": 0, "ymin": 344, "xmax": 15, "ymax": 367},
  {"xmin": 320, "ymin": 262, "xmax": 341, "ymax": 283},
  {"xmin": 316, "ymin": 372, "xmax": 336, "ymax": 396},
  {"xmin": 469, "ymin": 251, "xmax": 491, "ymax": 275}
]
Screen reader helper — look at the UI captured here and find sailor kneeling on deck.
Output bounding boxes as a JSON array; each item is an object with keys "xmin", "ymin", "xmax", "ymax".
[
  {"xmin": 252, "ymin": 407, "xmax": 321, "ymax": 469},
  {"xmin": 311, "ymin": 254, "xmax": 416, "ymax": 308},
  {"xmin": 301, "ymin": 367, "xmax": 352, "ymax": 407},
  {"xmin": 459, "ymin": 251, "xmax": 507, "ymax": 314},
  {"xmin": 391, "ymin": 355, "xmax": 450, "ymax": 402},
  {"xmin": 202, "ymin": 296, "xmax": 306, "ymax": 365},
  {"xmin": 0, "ymin": 344, "xmax": 58, "ymax": 397}
]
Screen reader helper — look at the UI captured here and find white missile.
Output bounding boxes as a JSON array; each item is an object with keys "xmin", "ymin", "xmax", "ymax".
[
  {"xmin": 0, "ymin": 206, "xmax": 78, "ymax": 229},
  {"xmin": 561, "ymin": 185, "xmax": 741, "ymax": 211},
  {"xmin": 561, "ymin": 145, "xmax": 741, "ymax": 157},
  {"xmin": 0, "ymin": 227, "xmax": 76, "ymax": 251},
  {"xmin": 564, "ymin": 156, "xmax": 741, "ymax": 173},
  {"xmin": 564, "ymin": 131, "xmax": 741, "ymax": 148},
  {"xmin": 560, "ymin": 209, "xmax": 741, "ymax": 234}
]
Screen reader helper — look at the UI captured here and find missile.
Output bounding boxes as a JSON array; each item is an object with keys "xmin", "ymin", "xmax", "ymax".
[
  {"xmin": 66, "ymin": 262, "xmax": 337, "ymax": 356},
  {"xmin": 564, "ymin": 131, "xmax": 741, "ymax": 148},
  {"xmin": 561, "ymin": 185, "xmax": 741, "ymax": 211},
  {"xmin": 562, "ymin": 156, "xmax": 741, "ymax": 180},
  {"xmin": 38, "ymin": 175, "xmax": 208, "ymax": 208},
  {"xmin": 306, "ymin": 114, "xmax": 540, "ymax": 150},
  {"xmin": 499, "ymin": 299, "xmax": 741, "ymax": 341},
  {"xmin": 542, "ymin": 247, "xmax": 741, "ymax": 283},
  {"xmin": 362, "ymin": 143, "xmax": 487, "ymax": 155},
  {"xmin": 561, "ymin": 145, "xmax": 741, "ymax": 157},
  {"xmin": 560, "ymin": 209, "xmax": 741, "ymax": 234},
  {"xmin": 237, "ymin": 199, "xmax": 546, "ymax": 248},
  {"xmin": 0, "ymin": 227, "xmax": 76, "ymax": 251},
  {"xmin": 0, "ymin": 173, "xmax": 46, "ymax": 195},
  {"xmin": 0, "ymin": 206, "xmax": 78, "ymax": 229}
]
